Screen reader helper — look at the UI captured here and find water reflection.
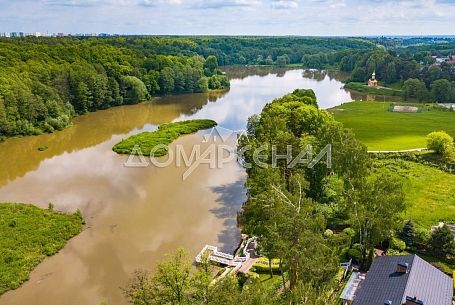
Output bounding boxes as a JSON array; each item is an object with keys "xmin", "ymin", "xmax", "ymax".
[
  {"xmin": 0, "ymin": 92, "xmax": 227, "ymax": 188},
  {"xmin": 179, "ymin": 69, "xmax": 355, "ymax": 130},
  {"xmin": 0, "ymin": 68, "xmax": 375, "ymax": 305}
]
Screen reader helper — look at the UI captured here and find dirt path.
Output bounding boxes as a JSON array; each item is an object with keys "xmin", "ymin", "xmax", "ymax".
[{"xmin": 368, "ymin": 148, "xmax": 427, "ymax": 153}]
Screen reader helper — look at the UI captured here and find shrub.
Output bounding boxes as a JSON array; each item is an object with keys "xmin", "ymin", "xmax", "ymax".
[
  {"xmin": 324, "ymin": 229, "xmax": 334, "ymax": 238},
  {"xmin": 414, "ymin": 227, "xmax": 431, "ymax": 250},
  {"xmin": 342, "ymin": 227, "xmax": 356, "ymax": 238},
  {"xmin": 387, "ymin": 249, "xmax": 403, "ymax": 256},
  {"xmin": 251, "ymin": 258, "xmax": 280, "ymax": 274},
  {"xmin": 347, "ymin": 243, "xmax": 363, "ymax": 261},
  {"xmin": 426, "ymin": 131, "xmax": 454, "ymax": 155},
  {"xmin": 390, "ymin": 237, "xmax": 406, "ymax": 252}
]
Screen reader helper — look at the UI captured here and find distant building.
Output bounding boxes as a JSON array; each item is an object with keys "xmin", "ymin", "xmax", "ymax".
[
  {"xmin": 25, "ymin": 32, "xmax": 42, "ymax": 37},
  {"xmin": 351, "ymin": 255, "xmax": 452, "ymax": 305},
  {"xmin": 368, "ymin": 71, "xmax": 379, "ymax": 87}
]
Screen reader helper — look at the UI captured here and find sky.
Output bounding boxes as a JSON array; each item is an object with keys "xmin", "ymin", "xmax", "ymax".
[{"xmin": 1, "ymin": 0, "xmax": 455, "ymax": 36}]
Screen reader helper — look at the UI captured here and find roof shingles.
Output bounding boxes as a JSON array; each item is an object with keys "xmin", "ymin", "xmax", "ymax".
[{"xmin": 353, "ymin": 255, "xmax": 452, "ymax": 305}]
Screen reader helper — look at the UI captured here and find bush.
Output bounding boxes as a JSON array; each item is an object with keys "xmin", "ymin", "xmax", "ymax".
[
  {"xmin": 324, "ymin": 229, "xmax": 334, "ymax": 238},
  {"xmin": 387, "ymin": 249, "xmax": 404, "ymax": 256},
  {"xmin": 251, "ymin": 258, "xmax": 280, "ymax": 274},
  {"xmin": 347, "ymin": 243, "xmax": 363, "ymax": 261},
  {"xmin": 390, "ymin": 237, "xmax": 406, "ymax": 252},
  {"xmin": 426, "ymin": 131, "xmax": 454, "ymax": 155},
  {"xmin": 414, "ymin": 227, "xmax": 431, "ymax": 250},
  {"xmin": 342, "ymin": 227, "xmax": 356, "ymax": 238}
]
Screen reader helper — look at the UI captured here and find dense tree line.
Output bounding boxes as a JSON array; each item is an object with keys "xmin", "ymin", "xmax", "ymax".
[
  {"xmin": 0, "ymin": 38, "xmax": 229, "ymax": 138},
  {"xmin": 302, "ymin": 46, "xmax": 455, "ymax": 103},
  {"xmin": 236, "ymin": 90, "xmax": 405, "ymax": 297},
  {"xmin": 0, "ymin": 36, "xmax": 376, "ymax": 139},
  {"xmin": 107, "ymin": 36, "xmax": 375, "ymax": 66}
]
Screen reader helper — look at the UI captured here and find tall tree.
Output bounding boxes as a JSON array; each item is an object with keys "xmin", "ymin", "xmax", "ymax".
[
  {"xmin": 346, "ymin": 170, "xmax": 405, "ymax": 269},
  {"xmin": 430, "ymin": 225, "xmax": 455, "ymax": 259},
  {"xmin": 203, "ymin": 56, "xmax": 218, "ymax": 77},
  {"xmin": 431, "ymin": 79, "xmax": 453, "ymax": 103}
]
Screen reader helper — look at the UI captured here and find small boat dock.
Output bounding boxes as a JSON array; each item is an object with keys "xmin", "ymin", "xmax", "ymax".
[{"xmin": 195, "ymin": 236, "xmax": 258, "ymax": 274}]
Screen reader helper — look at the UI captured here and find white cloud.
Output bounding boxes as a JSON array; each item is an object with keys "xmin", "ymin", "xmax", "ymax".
[
  {"xmin": 1, "ymin": 0, "xmax": 455, "ymax": 35},
  {"xmin": 191, "ymin": 0, "xmax": 258, "ymax": 9},
  {"xmin": 270, "ymin": 0, "xmax": 299, "ymax": 9}
]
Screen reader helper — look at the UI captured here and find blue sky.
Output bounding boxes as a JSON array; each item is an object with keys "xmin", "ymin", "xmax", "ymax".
[{"xmin": 1, "ymin": 0, "xmax": 455, "ymax": 35}]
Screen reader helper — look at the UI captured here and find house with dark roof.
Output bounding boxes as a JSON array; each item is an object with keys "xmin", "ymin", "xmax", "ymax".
[{"xmin": 352, "ymin": 255, "xmax": 452, "ymax": 305}]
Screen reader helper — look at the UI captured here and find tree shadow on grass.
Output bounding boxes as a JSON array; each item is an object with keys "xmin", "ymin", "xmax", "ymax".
[{"xmin": 210, "ymin": 178, "xmax": 246, "ymax": 254}]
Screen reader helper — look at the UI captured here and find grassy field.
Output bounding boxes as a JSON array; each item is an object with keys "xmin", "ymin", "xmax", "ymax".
[
  {"xmin": 0, "ymin": 203, "xmax": 83, "ymax": 295},
  {"xmin": 375, "ymin": 159, "xmax": 455, "ymax": 228},
  {"xmin": 113, "ymin": 119, "xmax": 217, "ymax": 156},
  {"xmin": 330, "ymin": 102, "xmax": 455, "ymax": 150}
]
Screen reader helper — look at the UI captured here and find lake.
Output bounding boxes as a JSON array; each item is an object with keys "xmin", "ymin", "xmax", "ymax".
[{"xmin": 0, "ymin": 68, "xmax": 365, "ymax": 305}]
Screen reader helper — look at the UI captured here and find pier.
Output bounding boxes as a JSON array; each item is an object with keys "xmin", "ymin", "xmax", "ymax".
[{"xmin": 195, "ymin": 237, "xmax": 258, "ymax": 274}]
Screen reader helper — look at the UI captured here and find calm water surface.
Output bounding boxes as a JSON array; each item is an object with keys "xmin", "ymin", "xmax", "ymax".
[{"xmin": 0, "ymin": 68, "xmax": 362, "ymax": 305}]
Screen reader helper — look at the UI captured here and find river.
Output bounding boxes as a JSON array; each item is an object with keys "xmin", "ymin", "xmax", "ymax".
[{"xmin": 0, "ymin": 68, "xmax": 367, "ymax": 305}]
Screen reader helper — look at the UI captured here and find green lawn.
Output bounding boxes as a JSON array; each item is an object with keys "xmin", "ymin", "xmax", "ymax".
[
  {"xmin": 330, "ymin": 102, "xmax": 455, "ymax": 150},
  {"xmin": 375, "ymin": 159, "xmax": 455, "ymax": 228},
  {"xmin": 113, "ymin": 119, "xmax": 217, "ymax": 156},
  {"xmin": 0, "ymin": 203, "xmax": 83, "ymax": 295}
]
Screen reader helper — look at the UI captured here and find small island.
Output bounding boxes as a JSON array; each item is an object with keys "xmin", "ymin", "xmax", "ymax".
[{"xmin": 112, "ymin": 119, "xmax": 217, "ymax": 156}]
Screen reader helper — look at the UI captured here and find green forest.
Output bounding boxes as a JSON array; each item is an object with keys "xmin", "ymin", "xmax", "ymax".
[
  {"xmin": 0, "ymin": 36, "xmax": 375, "ymax": 140},
  {"xmin": 0, "ymin": 38, "xmax": 229, "ymax": 139}
]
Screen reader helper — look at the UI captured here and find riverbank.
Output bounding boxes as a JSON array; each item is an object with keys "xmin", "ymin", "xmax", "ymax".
[
  {"xmin": 0, "ymin": 87, "xmax": 230, "ymax": 144},
  {"xmin": 0, "ymin": 203, "xmax": 83, "ymax": 295}
]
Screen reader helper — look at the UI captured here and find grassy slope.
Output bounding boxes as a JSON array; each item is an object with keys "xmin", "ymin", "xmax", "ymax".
[
  {"xmin": 112, "ymin": 119, "xmax": 217, "ymax": 156},
  {"xmin": 330, "ymin": 102, "xmax": 455, "ymax": 150},
  {"xmin": 376, "ymin": 160, "xmax": 455, "ymax": 227},
  {"xmin": 0, "ymin": 203, "xmax": 83, "ymax": 295}
]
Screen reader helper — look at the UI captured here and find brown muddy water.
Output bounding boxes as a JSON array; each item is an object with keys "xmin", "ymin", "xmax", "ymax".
[{"xmin": 0, "ymin": 68, "xmax": 374, "ymax": 305}]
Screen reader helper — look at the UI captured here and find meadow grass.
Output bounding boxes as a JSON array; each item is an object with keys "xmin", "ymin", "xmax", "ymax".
[
  {"xmin": 0, "ymin": 203, "xmax": 83, "ymax": 295},
  {"xmin": 374, "ymin": 159, "xmax": 455, "ymax": 228},
  {"xmin": 112, "ymin": 119, "xmax": 217, "ymax": 156},
  {"xmin": 330, "ymin": 102, "xmax": 455, "ymax": 150}
]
